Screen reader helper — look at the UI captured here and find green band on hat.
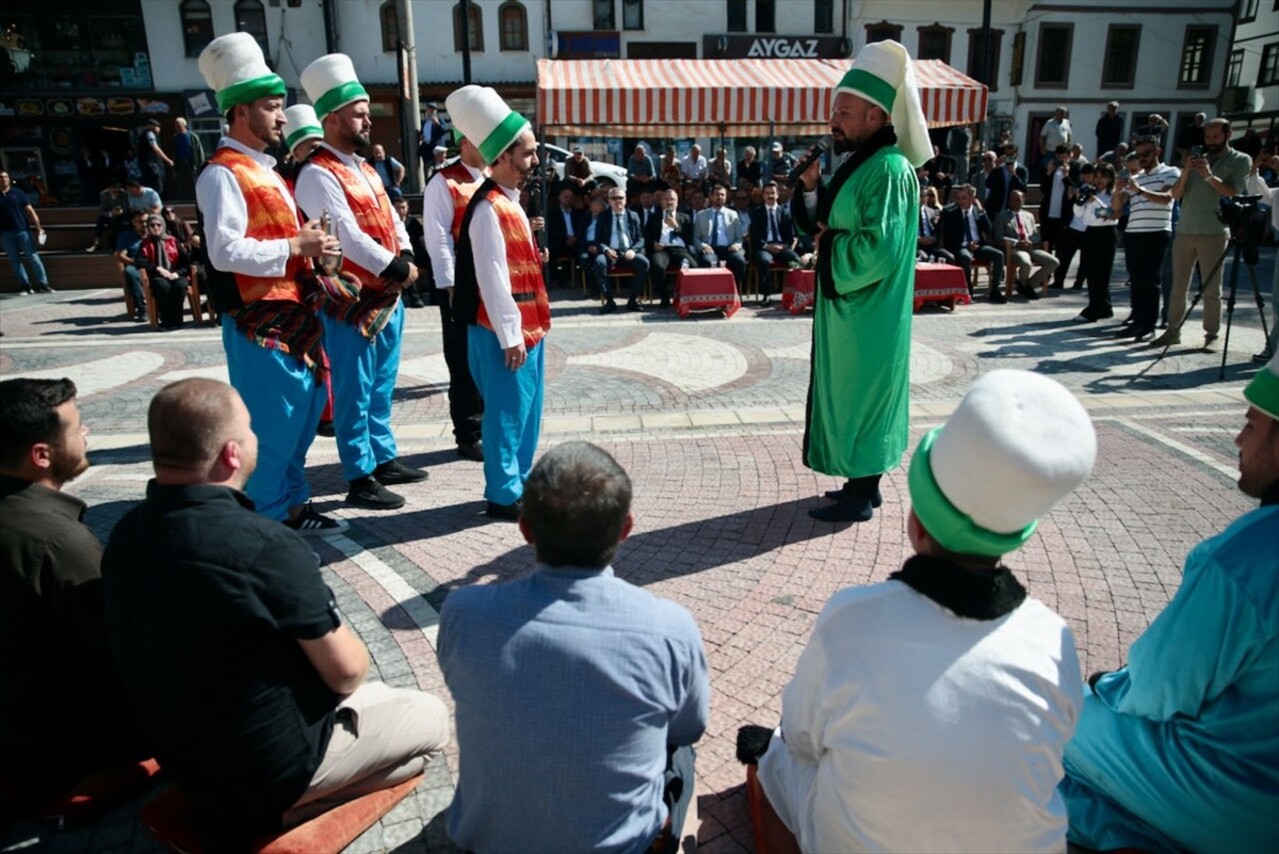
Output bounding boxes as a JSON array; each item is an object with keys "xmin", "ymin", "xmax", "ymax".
[
  {"xmin": 477, "ymin": 111, "xmax": 530, "ymax": 166},
  {"xmin": 1245, "ymin": 364, "xmax": 1279, "ymax": 422},
  {"xmin": 314, "ymin": 81, "xmax": 369, "ymax": 119},
  {"xmin": 452, "ymin": 125, "xmax": 464, "ymax": 144},
  {"xmin": 908, "ymin": 427, "xmax": 1037, "ymax": 558},
  {"xmin": 216, "ymin": 73, "xmax": 287, "ymax": 112},
  {"xmin": 837, "ymin": 68, "xmax": 896, "ymax": 113},
  {"xmin": 286, "ymin": 124, "xmax": 323, "ymax": 152}
]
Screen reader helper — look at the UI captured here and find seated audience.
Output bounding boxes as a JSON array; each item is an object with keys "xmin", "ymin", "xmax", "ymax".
[
  {"xmin": 645, "ymin": 186, "xmax": 700, "ymax": 308},
  {"xmin": 635, "ymin": 187, "xmax": 660, "ymax": 233},
  {"xmin": 87, "ymin": 182, "xmax": 129, "ymax": 252},
  {"xmin": 732, "ymin": 187, "xmax": 753, "ymax": 235},
  {"xmin": 590, "ymin": 188, "xmax": 648, "ymax": 314},
  {"xmin": 708, "ymin": 148, "xmax": 734, "ymax": 188},
  {"xmin": 659, "ymin": 146, "xmax": 682, "ymax": 188},
  {"xmin": 123, "ymin": 179, "xmax": 162, "ymax": 215},
  {"xmin": 114, "ymin": 209, "xmax": 149, "ymax": 321},
  {"xmin": 749, "ymin": 181, "xmax": 800, "ymax": 304},
  {"xmin": 564, "ymin": 146, "xmax": 596, "ymax": 194},
  {"xmin": 737, "ymin": 146, "xmax": 762, "ymax": 188},
  {"xmin": 1060, "ymin": 356, "xmax": 1279, "ymax": 853},
  {"xmin": 101, "ymin": 379, "xmax": 450, "ymax": 838},
  {"xmin": 440, "ymin": 441, "xmax": 709, "ymax": 854},
  {"xmin": 680, "ymin": 144, "xmax": 709, "ymax": 186},
  {"xmin": 924, "ymin": 145, "xmax": 956, "ymax": 203},
  {"xmin": 917, "ymin": 185, "xmax": 952, "ymax": 263},
  {"xmin": 693, "ymin": 184, "xmax": 747, "ymax": 288},
  {"xmin": 742, "ymin": 369, "xmax": 1095, "ymax": 852},
  {"xmin": 136, "ymin": 213, "xmax": 192, "ymax": 330},
  {"xmin": 547, "ymin": 185, "xmax": 588, "ymax": 286},
  {"xmin": 766, "ymin": 141, "xmax": 795, "ymax": 183},
  {"xmin": 577, "ymin": 195, "xmax": 607, "ymax": 289},
  {"xmin": 626, "ymin": 144, "xmax": 655, "ymax": 194},
  {"xmin": 993, "ymin": 190, "xmax": 1059, "ymax": 299},
  {"xmin": 940, "ymin": 184, "xmax": 1006, "ymax": 301},
  {"xmin": 0, "ymin": 379, "xmax": 147, "ymax": 802}
]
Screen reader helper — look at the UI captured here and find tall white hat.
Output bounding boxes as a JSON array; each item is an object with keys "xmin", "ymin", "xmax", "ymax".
[
  {"xmin": 198, "ymin": 33, "xmax": 285, "ymax": 113},
  {"xmin": 283, "ymin": 104, "xmax": 323, "ymax": 154},
  {"xmin": 837, "ymin": 40, "xmax": 932, "ymax": 168},
  {"xmin": 909, "ymin": 370, "xmax": 1097, "ymax": 557},
  {"xmin": 444, "ymin": 85, "xmax": 529, "ymax": 166},
  {"xmin": 300, "ymin": 54, "xmax": 369, "ymax": 120}
]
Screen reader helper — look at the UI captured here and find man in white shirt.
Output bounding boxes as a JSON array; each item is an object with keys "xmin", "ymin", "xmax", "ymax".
[
  {"xmin": 693, "ymin": 184, "xmax": 746, "ymax": 288},
  {"xmin": 1246, "ymin": 151, "xmax": 1279, "ymax": 362},
  {"xmin": 744, "ymin": 369, "xmax": 1095, "ymax": 854},
  {"xmin": 296, "ymin": 53, "xmax": 425, "ymax": 512},
  {"xmin": 1113, "ymin": 136, "xmax": 1179, "ymax": 342},
  {"xmin": 680, "ymin": 144, "xmax": 709, "ymax": 185},
  {"xmin": 447, "ymin": 85, "xmax": 551, "ymax": 521},
  {"xmin": 421, "ymin": 130, "xmax": 487, "ymax": 461},
  {"xmin": 1041, "ymin": 107, "xmax": 1072, "ymax": 172},
  {"xmin": 193, "ymin": 33, "xmax": 345, "ymax": 536}
]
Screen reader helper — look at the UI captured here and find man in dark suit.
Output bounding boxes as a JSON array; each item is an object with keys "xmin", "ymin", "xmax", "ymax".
[
  {"xmin": 591, "ymin": 187, "xmax": 649, "ymax": 314},
  {"xmin": 748, "ymin": 181, "xmax": 800, "ymax": 305},
  {"xmin": 1039, "ymin": 144, "xmax": 1080, "ymax": 251},
  {"xmin": 645, "ymin": 186, "xmax": 700, "ymax": 308},
  {"xmin": 983, "ymin": 145, "xmax": 1028, "ymax": 219},
  {"xmin": 941, "ymin": 184, "xmax": 1006, "ymax": 302},
  {"xmin": 546, "ymin": 185, "xmax": 587, "ymax": 286}
]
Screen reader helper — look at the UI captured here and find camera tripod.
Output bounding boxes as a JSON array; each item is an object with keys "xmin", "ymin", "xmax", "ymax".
[{"xmin": 1153, "ymin": 232, "xmax": 1270, "ymax": 380}]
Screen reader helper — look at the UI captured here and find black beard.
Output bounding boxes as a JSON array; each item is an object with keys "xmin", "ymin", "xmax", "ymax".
[
  {"xmin": 832, "ymin": 136, "xmax": 855, "ymax": 155},
  {"xmin": 351, "ymin": 132, "xmax": 370, "ymax": 154}
]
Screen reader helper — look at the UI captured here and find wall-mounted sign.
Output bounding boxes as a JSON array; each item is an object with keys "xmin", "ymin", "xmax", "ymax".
[
  {"xmin": 702, "ymin": 35, "xmax": 851, "ymax": 60},
  {"xmin": 554, "ymin": 30, "xmax": 621, "ymax": 60}
]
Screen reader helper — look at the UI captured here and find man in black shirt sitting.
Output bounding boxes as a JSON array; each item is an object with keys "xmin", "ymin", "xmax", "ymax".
[{"xmin": 102, "ymin": 378, "xmax": 449, "ymax": 837}]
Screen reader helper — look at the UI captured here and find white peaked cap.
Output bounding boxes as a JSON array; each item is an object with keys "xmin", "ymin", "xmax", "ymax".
[
  {"xmin": 445, "ymin": 84, "xmax": 530, "ymax": 166},
  {"xmin": 283, "ymin": 104, "xmax": 323, "ymax": 154},
  {"xmin": 300, "ymin": 53, "xmax": 369, "ymax": 119},
  {"xmin": 837, "ymin": 40, "xmax": 933, "ymax": 168},
  {"xmin": 198, "ymin": 33, "xmax": 285, "ymax": 113}
]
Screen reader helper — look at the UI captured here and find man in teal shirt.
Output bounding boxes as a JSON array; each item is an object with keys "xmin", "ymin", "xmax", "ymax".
[
  {"xmin": 1153, "ymin": 117, "xmax": 1251, "ymax": 349},
  {"xmin": 1060, "ymin": 352, "xmax": 1279, "ymax": 851}
]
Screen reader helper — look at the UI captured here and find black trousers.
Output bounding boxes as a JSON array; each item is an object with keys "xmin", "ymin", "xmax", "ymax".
[
  {"xmin": 753, "ymin": 248, "xmax": 802, "ymax": 295},
  {"xmin": 150, "ymin": 272, "xmax": 190, "ymax": 327},
  {"xmin": 1053, "ymin": 227, "xmax": 1085, "ymax": 288},
  {"xmin": 1123, "ymin": 230, "xmax": 1169, "ymax": 330},
  {"xmin": 440, "ymin": 298, "xmax": 483, "ymax": 446},
  {"xmin": 649, "ymin": 246, "xmax": 699, "ymax": 301},
  {"xmin": 1082, "ymin": 226, "xmax": 1117, "ymax": 319}
]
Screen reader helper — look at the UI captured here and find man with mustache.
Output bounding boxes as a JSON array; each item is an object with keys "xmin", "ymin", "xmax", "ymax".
[
  {"xmin": 791, "ymin": 40, "xmax": 929, "ymax": 523},
  {"xmin": 296, "ymin": 53, "xmax": 426, "ymax": 511}
]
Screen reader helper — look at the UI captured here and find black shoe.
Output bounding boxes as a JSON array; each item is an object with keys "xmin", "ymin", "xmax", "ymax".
[
  {"xmin": 1120, "ymin": 315, "xmax": 1134, "ymax": 327},
  {"xmin": 485, "ymin": 498, "xmax": 523, "ymax": 521},
  {"xmin": 284, "ymin": 502, "xmax": 350, "ymax": 537},
  {"xmin": 808, "ymin": 498, "xmax": 874, "ymax": 523},
  {"xmin": 760, "ymin": 294, "xmax": 771, "ymax": 306},
  {"xmin": 600, "ymin": 299, "xmax": 617, "ymax": 315},
  {"xmin": 989, "ymin": 290, "xmax": 1007, "ymax": 304},
  {"xmin": 36, "ymin": 285, "xmax": 54, "ymax": 293},
  {"xmin": 456, "ymin": 442, "xmax": 484, "ymax": 462},
  {"xmin": 1131, "ymin": 326, "xmax": 1155, "ymax": 343},
  {"xmin": 658, "ymin": 299, "xmax": 671, "ymax": 308},
  {"xmin": 346, "ymin": 476, "xmax": 406, "ymax": 510},
  {"xmin": 373, "ymin": 458, "xmax": 428, "ymax": 485},
  {"xmin": 1015, "ymin": 284, "xmax": 1038, "ymax": 300},
  {"xmin": 1254, "ymin": 350, "xmax": 1274, "ymax": 364},
  {"xmin": 821, "ymin": 481, "xmax": 884, "ymax": 508},
  {"xmin": 1069, "ymin": 282, "xmax": 1084, "ymax": 290},
  {"xmin": 1075, "ymin": 311, "xmax": 1096, "ymax": 323},
  {"xmin": 1114, "ymin": 325, "xmax": 1139, "ymax": 338},
  {"xmin": 626, "ymin": 299, "xmax": 643, "ymax": 312},
  {"xmin": 403, "ymin": 293, "xmax": 425, "ymax": 308},
  {"xmin": 736, "ymin": 724, "xmax": 775, "ymax": 765},
  {"xmin": 316, "ymin": 420, "xmax": 335, "ymax": 437}
]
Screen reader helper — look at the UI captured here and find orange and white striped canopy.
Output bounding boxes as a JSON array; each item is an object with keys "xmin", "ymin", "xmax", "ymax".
[{"xmin": 536, "ymin": 58, "xmax": 987, "ymax": 137}]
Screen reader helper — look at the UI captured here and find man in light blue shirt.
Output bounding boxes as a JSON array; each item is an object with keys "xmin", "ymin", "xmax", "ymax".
[{"xmin": 439, "ymin": 441, "xmax": 710, "ymax": 854}]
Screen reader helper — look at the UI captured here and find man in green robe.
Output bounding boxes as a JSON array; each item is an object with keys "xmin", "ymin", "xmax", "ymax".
[{"xmin": 792, "ymin": 40, "xmax": 933, "ymax": 522}]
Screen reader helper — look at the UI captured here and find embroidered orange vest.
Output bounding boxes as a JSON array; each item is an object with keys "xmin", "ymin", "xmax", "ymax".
[
  {"xmin": 207, "ymin": 148, "xmax": 306, "ymax": 304},
  {"xmin": 478, "ymin": 186, "xmax": 550, "ymax": 349},
  {"xmin": 306, "ymin": 148, "xmax": 401, "ymax": 285},
  {"xmin": 440, "ymin": 160, "xmax": 484, "ymax": 243}
]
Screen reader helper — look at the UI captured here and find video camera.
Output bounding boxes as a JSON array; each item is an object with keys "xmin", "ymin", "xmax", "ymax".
[
  {"xmin": 1217, "ymin": 195, "xmax": 1270, "ymax": 264},
  {"xmin": 1075, "ymin": 183, "xmax": 1098, "ymax": 200}
]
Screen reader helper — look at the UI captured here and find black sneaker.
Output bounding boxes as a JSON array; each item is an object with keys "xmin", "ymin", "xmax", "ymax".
[
  {"xmin": 346, "ymin": 476, "xmax": 406, "ymax": 510},
  {"xmin": 457, "ymin": 442, "xmax": 484, "ymax": 462},
  {"xmin": 36, "ymin": 284, "xmax": 55, "ymax": 293},
  {"xmin": 284, "ymin": 503, "xmax": 350, "ymax": 537},
  {"xmin": 485, "ymin": 498, "xmax": 523, "ymax": 521},
  {"xmin": 316, "ymin": 420, "xmax": 335, "ymax": 438},
  {"xmin": 373, "ymin": 458, "xmax": 428, "ymax": 485},
  {"xmin": 1253, "ymin": 351, "xmax": 1274, "ymax": 364},
  {"xmin": 989, "ymin": 290, "xmax": 1007, "ymax": 304}
]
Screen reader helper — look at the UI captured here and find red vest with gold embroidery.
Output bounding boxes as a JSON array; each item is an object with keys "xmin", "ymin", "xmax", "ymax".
[
  {"xmin": 206, "ymin": 148, "xmax": 306, "ymax": 304},
  {"xmin": 478, "ymin": 186, "xmax": 550, "ymax": 349},
  {"xmin": 305, "ymin": 147, "xmax": 401, "ymax": 285},
  {"xmin": 440, "ymin": 160, "xmax": 485, "ymax": 243}
]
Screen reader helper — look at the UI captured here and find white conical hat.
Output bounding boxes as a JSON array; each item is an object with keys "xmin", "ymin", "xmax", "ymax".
[
  {"xmin": 445, "ymin": 85, "xmax": 529, "ymax": 166},
  {"xmin": 198, "ymin": 33, "xmax": 285, "ymax": 113},
  {"xmin": 300, "ymin": 54, "xmax": 369, "ymax": 119},
  {"xmin": 909, "ymin": 370, "xmax": 1096, "ymax": 557},
  {"xmin": 283, "ymin": 104, "xmax": 323, "ymax": 154},
  {"xmin": 836, "ymin": 40, "xmax": 932, "ymax": 168}
]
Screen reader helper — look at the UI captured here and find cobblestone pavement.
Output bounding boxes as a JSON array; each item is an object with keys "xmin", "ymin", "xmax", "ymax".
[{"xmin": 0, "ymin": 247, "xmax": 1273, "ymax": 853}]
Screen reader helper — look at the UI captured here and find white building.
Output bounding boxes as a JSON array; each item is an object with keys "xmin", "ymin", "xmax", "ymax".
[{"xmin": 1223, "ymin": 0, "xmax": 1279, "ymax": 142}]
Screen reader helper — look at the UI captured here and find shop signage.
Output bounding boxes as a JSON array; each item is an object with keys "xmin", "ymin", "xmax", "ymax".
[
  {"xmin": 553, "ymin": 30, "xmax": 621, "ymax": 60},
  {"xmin": 702, "ymin": 35, "xmax": 850, "ymax": 59}
]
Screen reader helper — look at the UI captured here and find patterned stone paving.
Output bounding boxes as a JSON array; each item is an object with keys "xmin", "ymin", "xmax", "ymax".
[{"xmin": 0, "ymin": 245, "xmax": 1272, "ymax": 852}]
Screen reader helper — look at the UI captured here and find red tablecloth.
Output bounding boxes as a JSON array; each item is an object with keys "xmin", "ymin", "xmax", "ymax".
[
  {"xmin": 676, "ymin": 268, "xmax": 741, "ymax": 318},
  {"xmin": 914, "ymin": 263, "xmax": 971, "ymax": 311},
  {"xmin": 781, "ymin": 268, "xmax": 814, "ymax": 315}
]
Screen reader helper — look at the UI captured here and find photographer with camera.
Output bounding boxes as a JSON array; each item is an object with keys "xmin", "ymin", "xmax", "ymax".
[
  {"xmin": 1111, "ymin": 136, "xmax": 1180, "ymax": 342},
  {"xmin": 983, "ymin": 144, "xmax": 1027, "ymax": 219},
  {"xmin": 1073, "ymin": 164, "xmax": 1120, "ymax": 322},
  {"xmin": 1152, "ymin": 118, "xmax": 1252, "ymax": 349},
  {"xmin": 1246, "ymin": 151, "xmax": 1279, "ymax": 362}
]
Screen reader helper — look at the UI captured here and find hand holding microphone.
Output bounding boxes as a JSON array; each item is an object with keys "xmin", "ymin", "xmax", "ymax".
[{"xmin": 788, "ymin": 134, "xmax": 834, "ymax": 191}]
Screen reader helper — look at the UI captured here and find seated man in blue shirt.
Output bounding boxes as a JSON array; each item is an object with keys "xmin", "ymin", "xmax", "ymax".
[
  {"xmin": 439, "ymin": 441, "xmax": 710, "ymax": 854},
  {"xmin": 113, "ymin": 209, "xmax": 149, "ymax": 321}
]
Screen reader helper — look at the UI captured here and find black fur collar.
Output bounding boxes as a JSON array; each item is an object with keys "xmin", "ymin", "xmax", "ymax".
[
  {"xmin": 890, "ymin": 554, "xmax": 1027, "ymax": 621},
  {"xmin": 815, "ymin": 125, "xmax": 898, "ymax": 300}
]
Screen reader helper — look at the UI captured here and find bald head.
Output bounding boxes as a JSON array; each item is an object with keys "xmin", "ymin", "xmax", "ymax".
[{"xmin": 147, "ymin": 379, "xmax": 253, "ymax": 477}]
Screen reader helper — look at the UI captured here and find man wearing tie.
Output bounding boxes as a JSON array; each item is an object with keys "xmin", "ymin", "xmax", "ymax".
[
  {"xmin": 546, "ymin": 185, "xmax": 586, "ymax": 286},
  {"xmin": 940, "ymin": 184, "xmax": 1005, "ymax": 302},
  {"xmin": 694, "ymin": 185, "xmax": 747, "ymax": 289},
  {"xmin": 749, "ymin": 181, "xmax": 800, "ymax": 305},
  {"xmin": 645, "ymin": 187, "xmax": 699, "ymax": 308},
  {"xmin": 993, "ymin": 189, "xmax": 1058, "ymax": 300},
  {"xmin": 590, "ymin": 188, "xmax": 649, "ymax": 314}
]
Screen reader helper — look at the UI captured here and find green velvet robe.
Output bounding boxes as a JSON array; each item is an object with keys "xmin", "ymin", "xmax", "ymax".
[{"xmin": 794, "ymin": 134, "xmax": 917, "ymax": 479}]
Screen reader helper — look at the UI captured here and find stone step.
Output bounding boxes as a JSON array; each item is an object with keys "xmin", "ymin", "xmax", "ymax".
[{"xmin": 0, "ymin": 251, "xmax": 121, "ymax": 291}]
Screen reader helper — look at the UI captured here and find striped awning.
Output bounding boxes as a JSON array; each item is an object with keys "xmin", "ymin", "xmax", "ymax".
[{"xmin": 536, "ymin": 58, "xmax": 987, "ymax": 137}]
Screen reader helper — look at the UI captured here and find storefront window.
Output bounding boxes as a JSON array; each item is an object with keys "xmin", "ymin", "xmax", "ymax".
[{"xmin": 0, "ymin": 4, "xmax": 152, "ymax": 91}]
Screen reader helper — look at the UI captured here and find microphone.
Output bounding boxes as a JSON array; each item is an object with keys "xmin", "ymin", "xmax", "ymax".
[{"xmin": 787, "ymin": 134, "xmax": 833, "ymax": 188}]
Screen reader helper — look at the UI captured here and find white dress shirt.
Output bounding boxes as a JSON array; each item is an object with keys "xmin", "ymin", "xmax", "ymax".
[
  {"xmin": 294, "ymin": 143, "xmax": 411, "ymax": 280},
  {"xmin": 659, "ymin": 211, "xmax": 685, "ymax": 247},
  {"xmin": 194, "ymin": 137, "xmax": 294, "ymax": 278},
  {"xmin": 469, "ymin": 183, "xmax": 534, "ymax": 350},
  {"xmin": 680, "ymin": 154, "xmax": 709, "ymax": 181},
  {"xmin": 422, "ymin": 160, "xmax": 484, "ymax": 289}
]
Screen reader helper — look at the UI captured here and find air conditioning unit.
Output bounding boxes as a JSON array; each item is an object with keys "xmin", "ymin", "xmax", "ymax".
[{"xmin": 1222, "ymin": 85, "xmax": 1252, "ymax": 114}]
